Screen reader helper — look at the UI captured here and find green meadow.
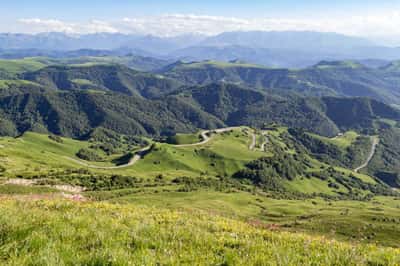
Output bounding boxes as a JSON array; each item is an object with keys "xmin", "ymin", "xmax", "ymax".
[
  {"xmin": 0, "ymin": 199, "xmax": 398, "ymax": 265},
  {"xmin": 0, "ymin": 126, "xmax": 399, "ymax": 263}
]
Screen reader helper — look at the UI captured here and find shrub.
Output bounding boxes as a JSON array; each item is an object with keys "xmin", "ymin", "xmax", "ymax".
[{"xmin": 76, "ymin": 148, "xmax": 103, "ymax": 162}]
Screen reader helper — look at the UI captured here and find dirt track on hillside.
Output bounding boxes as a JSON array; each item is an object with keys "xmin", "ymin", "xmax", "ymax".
[{"xmin": 354, "ymin": 137, "xmax": 379, "ymax": 173}]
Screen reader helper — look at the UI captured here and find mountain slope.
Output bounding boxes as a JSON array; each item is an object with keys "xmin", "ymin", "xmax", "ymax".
[
  {"xmin": 162, "ymin": 60, "xmax": 400, "ymax": 105},
  {"xmin": 22, "ymin": 64, "xmax": 182, "ymax": 98},
  {"xmin": 0, "ymin": 78, "xmax": 399, "ymax": 139},
  {"xmin": 171, "ymin": 83, "xmax": 400, "ymax": 136},
  {"xmin": 0, "ymin": 91, "xmax": 224, "ymax": 138}
]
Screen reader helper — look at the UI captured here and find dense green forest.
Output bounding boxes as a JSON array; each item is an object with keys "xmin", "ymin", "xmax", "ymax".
[
  {"xmin": 161, "ymin": 60, "xmax": 400, "ymax": 105},
  {"xmin": 0, "ymin": 78, "xmax": 398, "ymax": 139}
]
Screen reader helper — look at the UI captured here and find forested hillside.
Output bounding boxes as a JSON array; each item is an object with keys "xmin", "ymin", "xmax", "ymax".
[
  {"xmin": 0, "ymin": 82, "xmax": 398, "ymax": 138},
  {"xmin": 162, "ymin": 60, "xmax": 400, "ymax": 105}
]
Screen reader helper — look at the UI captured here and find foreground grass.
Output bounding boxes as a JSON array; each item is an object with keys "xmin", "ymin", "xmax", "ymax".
[
  {"xmin": 0, "ymin": 199, "xmax": 399, "ymax": 265},
  {"xmin": 101, "ymin": 189, "xmax": 400, "ymax": 247}
]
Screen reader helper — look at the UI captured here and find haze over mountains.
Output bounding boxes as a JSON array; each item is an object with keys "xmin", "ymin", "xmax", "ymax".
[{"xmin": 1, "ymin": 31, "xmax": 400, "ymax": 68}]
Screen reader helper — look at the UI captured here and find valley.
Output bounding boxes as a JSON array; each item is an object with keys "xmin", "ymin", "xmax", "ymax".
[
  {"xmin": 0, "ymin": 55, "xmax": 400, "ymax": 264},
  {"xmin": 0, "ymin": 124, "xmax": 399, "ymax": 249}
]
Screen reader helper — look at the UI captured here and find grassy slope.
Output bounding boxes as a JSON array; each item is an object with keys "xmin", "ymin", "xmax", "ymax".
[
  {"xmin": 0, "ymin": 132, "xmax": 91, "ymax": 174},
  {"xmin": 0, "ymin": 128, "xmax": 399, "ymax": 251},
  {"xmin": 0, "ymin": 79, "xmax": 42, "ymax": 89},
  {"xmin": 0, "ymin": 128, "xmax": 378, "ymax": 192},
  {"xmin": 0, "ymin": 132, "xmax": 149, "ymax": 174},
  {"xmin": 0, "ymin": 129, "xmax": 266, "ymax": 179},
  {"xmin": 269, "ymin": 127, "xmax": 378, "ymax": 189},
  {"xmin": 0, "ymin": 58, "xmax": 46, "ymax": 74},
  {"xmin": 0, "ymin": 199, "xmax": 398, "ymax": 265},
  {"xmin": 103, "ymin": 189, "xmax": 400, "ymax": 247},
  {"xmin": 133, "ymin": 130, "xmax": 265, "ymax": 178},
  {"xmin": 308, "ymin": 131, "xmax": 359, "ymax": 148},
  {"xmin": 165, "ymin": 132, "xmax": 201, "ymax": 145}
]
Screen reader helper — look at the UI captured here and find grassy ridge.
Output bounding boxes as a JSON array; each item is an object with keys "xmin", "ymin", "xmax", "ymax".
[
  {"xmin": 0, "ymin": 129, "xmax": 384, "ymax": 195},
  {"xmin": 308, "ymin": 131, "xmax": 359, "ymax": 148},
  {"xmin": 0, "ymin": 132, "xmax": 92, "ymax": 174},
  {"xmin": 0, "ymin": 58, "xmax": 46, "ymax": 75},
  {"xmin": 0, "ymin": 199, "xmax": 398, "ymax": 265},
  {"xmin": 0, "ymin": 129, "xmax": 265, "ymax": 179},
  {"xmin": 165, "ymin": 132, "xmax": 201, "ymax": 145},
  {"xmin": 0, "ymin": 79, "xmax": 42, "ymax": 90}
]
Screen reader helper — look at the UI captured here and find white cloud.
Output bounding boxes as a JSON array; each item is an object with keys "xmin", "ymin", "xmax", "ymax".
[
  {"xmin": 17, "ymin": 13, "xmax": 400, "ymax": 44},
  {"xmin": 18, "ymin": 18, "xmax": 118, "ymax": 34}
]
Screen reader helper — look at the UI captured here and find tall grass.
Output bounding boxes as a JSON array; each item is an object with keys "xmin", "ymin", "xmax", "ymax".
[{"xmin": 0, "ymin": 199, "xmax": 398, "ymax": 265}]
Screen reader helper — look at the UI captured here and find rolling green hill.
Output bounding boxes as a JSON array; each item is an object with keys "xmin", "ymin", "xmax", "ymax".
[
  {"xmin": 0, "ymin": 58, "xmax": 47, "ymax": 76},
  {"xmin": 162, "ymin": 60, "xmax": 400, "ymax": 105},
  {"xmin": 0, "ymin": 126, "xmax": 399, "ymax": 249},
  {"xmin": 0, "ymin": 127, "xmax": 393, "ymax": 196},
  {"xmin": 22, "ymin": 64, "xmax": 182, "ymax": 98},
  {"xmin": 0, "ymin": 79, "xmax": 399, "ymax": 140},
  {"xmin": 2, "ymin": 58, "xmax": 400, "ymax": 106}
]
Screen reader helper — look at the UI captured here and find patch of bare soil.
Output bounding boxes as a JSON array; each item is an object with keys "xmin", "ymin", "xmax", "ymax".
[{"xmin": 5, "ymin": 178, "xmax": 36, "ymax": 186}]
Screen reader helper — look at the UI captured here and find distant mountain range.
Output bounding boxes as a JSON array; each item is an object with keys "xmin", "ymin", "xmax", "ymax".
[{"xmin": 1, "ymin": 31, "xmax": 400, "ymax": 68}]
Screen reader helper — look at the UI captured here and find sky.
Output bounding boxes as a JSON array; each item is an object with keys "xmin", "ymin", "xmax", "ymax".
[{"xmin": 1, "ymin": 0, "xmax": 400, "ymax": 45}]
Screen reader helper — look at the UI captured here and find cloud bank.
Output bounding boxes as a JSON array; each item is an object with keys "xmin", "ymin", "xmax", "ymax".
[
  {"xmin": 18, "ymin": 18, "xmax": 119, "ymax": 34},
  {"xmin": 17, "ymin": 13, "xmax": 400, "ymax": 44}
]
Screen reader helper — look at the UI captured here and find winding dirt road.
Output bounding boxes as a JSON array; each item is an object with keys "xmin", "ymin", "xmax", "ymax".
[
  {"xmin": 174, "ymin": 127, "xmax": 241, "ymax": 147},
  {"xmin": 65, "ymin": 127, "xmax": 244, "ymax": 169},
  {"xmin": 249, "ymin": 131, "xmax": 257, "ymax": 150},
  {"xmin": 260, "ymin": 134, "xmax": 269, "ymax": 152},
  {"xmin": 354, "ymin": 136, "xmax": 379, "ymax": 173},
  {"xmin": 64, "ymin": 145, "xmax": 152, "ymax": 170}
]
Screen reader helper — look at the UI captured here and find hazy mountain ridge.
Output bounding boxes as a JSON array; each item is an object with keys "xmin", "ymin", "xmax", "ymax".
[{"xmin": 1, "ymin": 31, "xmax": 400, "ymax": 68}]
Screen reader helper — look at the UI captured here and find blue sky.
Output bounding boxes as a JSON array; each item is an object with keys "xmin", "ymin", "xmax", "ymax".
[
  {"xmin": 1, "ymin": 0, "xmax": 400, "ymax": 45},
  {"xmin": 2, "ymin": 0, "xmax": 399, "ymax": 19}
]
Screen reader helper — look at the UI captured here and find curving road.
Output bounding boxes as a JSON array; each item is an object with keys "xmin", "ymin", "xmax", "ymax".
[
  {"xmin": 174, "ymin": 127, "xmax": 241, "ymax": 147},
  {"xmin": 249, "ymin": 131, "xmax": 257, "ymax": 150},
  {"xmin": 65, "ymin": 127, "xmax": 244, "ymax": 169},
  {"xmin": 354, "ymin": 137, "xmax": 379, "ymax": 173},
  {"xmin": 64, "ymin": 145, "xmax": 152, "ymax": 170},
  {"xmin": 260, "ymin": 134, "xmax": 269, "ymax": 152}
]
